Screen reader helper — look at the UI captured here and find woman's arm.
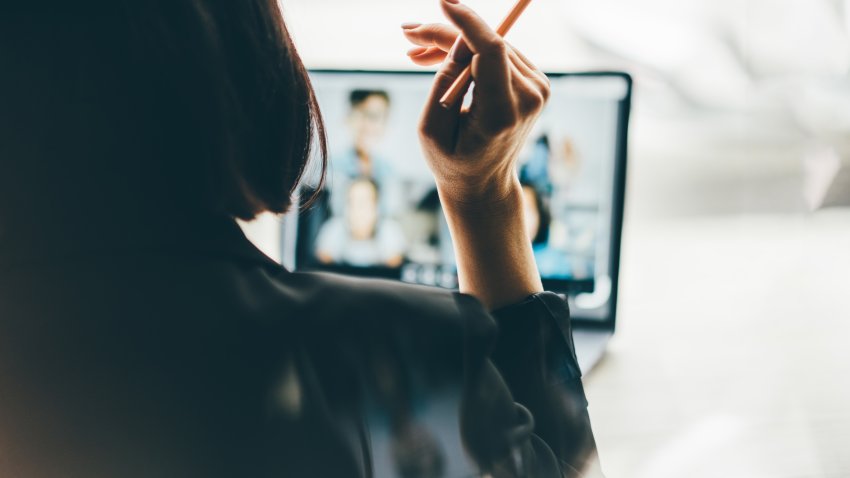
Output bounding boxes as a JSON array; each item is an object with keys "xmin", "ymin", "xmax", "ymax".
[
  {"xmin": 490, "ymin": 293, "xmax": 603, "ymax": 476},
  {"xmin": 406, "ymin": 0, "xmax": 549, "ymax": 310},
  {"xmin": 440, "ymin": 181, "xmax": 541, "ymax": 310},
  {"xmin": 403, "ymin": 4, "xmax": 602, "ymax": 476}
]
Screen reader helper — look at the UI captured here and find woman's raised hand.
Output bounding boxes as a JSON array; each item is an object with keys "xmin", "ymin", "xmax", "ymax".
[
  {"xmin": 401, "ymin": 0, "xmax": 548, "ymax": 309},
  {"xmin": 403, "ymin": 0, "xmax": 550, "ymax": 207}
]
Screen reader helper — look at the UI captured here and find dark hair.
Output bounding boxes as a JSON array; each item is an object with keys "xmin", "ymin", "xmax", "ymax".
[
  {"xmin": 521, "ymin": 182, "xmax": 551, "ymax": 246},
  {"xmin": 349, "ymin": 90, "xmax": 390, "ymax": 109},
  {"xmin": 0, "ymin": 1, "xmax": 326, "ymax": 221}
]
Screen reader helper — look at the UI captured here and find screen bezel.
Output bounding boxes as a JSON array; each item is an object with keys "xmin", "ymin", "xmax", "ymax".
[{"xmin": 286, "ymin": 69, "xmax": 632, "ymax": 329}]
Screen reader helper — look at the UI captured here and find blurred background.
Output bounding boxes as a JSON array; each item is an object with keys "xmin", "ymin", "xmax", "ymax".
[{"xmin": 239, "ymin": 1, "xmax": 850, "ymax": 476}]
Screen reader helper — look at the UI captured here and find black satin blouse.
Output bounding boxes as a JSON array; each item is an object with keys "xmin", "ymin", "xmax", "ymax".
[{"xmin": 0, "ymin": 214, "xmax": 601, "ymax": 477}]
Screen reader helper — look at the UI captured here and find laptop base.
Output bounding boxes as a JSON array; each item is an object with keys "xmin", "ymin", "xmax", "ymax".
[{"xmin": 573, "ymin": 328, "xmax": 613, "ymax": 374}]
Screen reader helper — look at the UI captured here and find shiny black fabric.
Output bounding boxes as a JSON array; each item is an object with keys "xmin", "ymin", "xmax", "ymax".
[{"xmin": 0, "ymin": 214, "xmax": 601, "ymax": 477}]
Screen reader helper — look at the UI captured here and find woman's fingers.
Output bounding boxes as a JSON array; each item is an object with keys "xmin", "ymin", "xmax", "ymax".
[
  {"xmin": 408, "ymin": 46, "xmax": 448, "ymax": 66},
  {"xmin": 439, "ymin": 0, "xmax": 511, "ymax": 119},
  {"xmin": 407, "ymin": 41, "xmax": 548, "ymax": 100},
  {"xmin": 439, "ymin": 0, "xmax": 503, "ymax": 56},
  {"xmin": 507, "ymin": 50, "xmax": 537, "ymax": 82},
  {"xmin": 403, "ymin": 22, "xmax": 472, "ymax": 69},
  {"xmin": 506, "ymin": 42, "xmax": 550, "ymax": 98},
  {"xmin": 509, "ymin": 68, "xmax": 547, "ymax": 115},
  {"xmin": 419, "ymin": 41, "xmax": 470, "ymax": 146},
  {"xmin": 403, "ymin": 23, "xmax": 546, "ymax": 86},
  {"xmin": 402, "ymin": 23, "xmax": 459, "ymax": 52},
  {"xmin": 507, "ymin": 43, "xmax": 548, "ymax": 80},
  {"xmin": 402, "ymin": 20, "xmax": 547, "ymax": 98},
  {"xmin": 506, "ymin": 49, "xmax": 550, "ymax": 107},
  {"xmin": 412, "ymin": 0, "xmax": 549, "ymax": 141}
]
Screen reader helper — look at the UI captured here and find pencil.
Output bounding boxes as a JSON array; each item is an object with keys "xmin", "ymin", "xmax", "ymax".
[{"xmin": 439, "ymin": 0, "xmax": 534, "ymax": 108}]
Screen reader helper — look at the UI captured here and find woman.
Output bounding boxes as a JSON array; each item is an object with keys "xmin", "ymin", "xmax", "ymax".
[{"xmin": 0, "ymin": 1, "xmax": 602, "ymax": 477}]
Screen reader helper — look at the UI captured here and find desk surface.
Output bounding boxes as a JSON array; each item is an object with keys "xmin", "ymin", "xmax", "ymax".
[{"xmin": 585, "ymin": 210, "xmax": 850, "ymax": 478}]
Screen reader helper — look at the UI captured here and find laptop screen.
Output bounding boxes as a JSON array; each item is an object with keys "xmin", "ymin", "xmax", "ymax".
[{"xmin": 288, "ymin": 71, "xmax": 630, "ymax": 322}]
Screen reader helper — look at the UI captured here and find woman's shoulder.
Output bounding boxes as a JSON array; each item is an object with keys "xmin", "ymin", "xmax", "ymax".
[{"xmin": 276, "ymin": 270, "xmax": 496, "ymax": 341}]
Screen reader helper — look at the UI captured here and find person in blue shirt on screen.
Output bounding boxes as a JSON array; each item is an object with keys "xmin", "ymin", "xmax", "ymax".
[
  {"xmin": 522, "ymin": 134, "xmax": 555, "ymax": 196},
  {"xmin": 316, "ymin": 177, "xmax": 406, "ymax": 268},
  {"xmin": 329, "ymin": 90, "xmax": 402, "ymax": 217},
  {"xmin": 521, "ymin": 181, "xmax": 574, "ymax": 279}
]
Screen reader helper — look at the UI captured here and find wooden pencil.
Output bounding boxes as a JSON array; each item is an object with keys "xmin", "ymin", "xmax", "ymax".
[{"xmin": 439, "ymin": 0, "xmax": 534, "ymax": 108}]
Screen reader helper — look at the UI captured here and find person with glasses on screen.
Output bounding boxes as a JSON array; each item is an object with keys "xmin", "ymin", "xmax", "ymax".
[
  {"xmin": 0, "ymin": 1, "xmax": 602, "ymax": 477},
  {"xmin": 345, "ymin": 90, "xmax": 392, "ymax": 179},
  {"xmin": 328, "ymin": 89, "xmax": 404, "ymax": 219}
]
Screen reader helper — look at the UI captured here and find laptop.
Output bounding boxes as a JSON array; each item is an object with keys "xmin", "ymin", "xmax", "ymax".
[{"xmin": 281, "ymin": 70, "xmax": 631, "ymax": 374}]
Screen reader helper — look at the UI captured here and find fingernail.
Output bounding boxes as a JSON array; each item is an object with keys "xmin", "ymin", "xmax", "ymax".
[
  {"xmin": 407, "ymin": 47, "xmax": 428, "ymax": 56},
  {"xmin": 401, "ymin": 22, "xmax": 421, "ymax": 30},
  {"xmin": 443, "ymin": 0, "xmax": 460, "ymax": 5}
]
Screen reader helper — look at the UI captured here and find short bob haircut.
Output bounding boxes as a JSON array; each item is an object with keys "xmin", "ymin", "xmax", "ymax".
[{"xmin": 0, "ymin": 0, "xmax": 327, "ymax": 221}]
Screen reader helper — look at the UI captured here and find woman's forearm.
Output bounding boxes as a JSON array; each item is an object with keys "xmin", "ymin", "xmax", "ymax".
[
  {"xmin": 440, "ymin": 177, "xmax": 543, "ymax": 310},
  {"xmin": 407, "ymin": 0, "xmax": 550, "ymax": 310}
]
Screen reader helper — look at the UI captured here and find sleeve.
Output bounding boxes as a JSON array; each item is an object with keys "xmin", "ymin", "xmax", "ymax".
[{"xmin": 457, "ymin": 292, "xmax": 603, "ymax": 478}]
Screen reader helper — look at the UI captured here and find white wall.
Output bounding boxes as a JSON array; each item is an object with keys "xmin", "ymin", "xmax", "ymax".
[{"xmin": 241, "ymin": 0, "xmax": 850, "ymax": 258}]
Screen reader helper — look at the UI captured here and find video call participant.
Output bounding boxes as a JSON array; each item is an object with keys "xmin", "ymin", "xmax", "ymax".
[
  {"xmin": 316, "ymin": 177, "xmax": 406, "ymax": 267},
  {"xmin": 521, "ymin": 134, "xmax": 595, "ymax": 280},
  {"xmin": 521, "ymin": 181, "xmax": 574, "ymax": 279},
  {"xmin": 330, "ymin": 89, "xmax": 402, "ymax": 217}
]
